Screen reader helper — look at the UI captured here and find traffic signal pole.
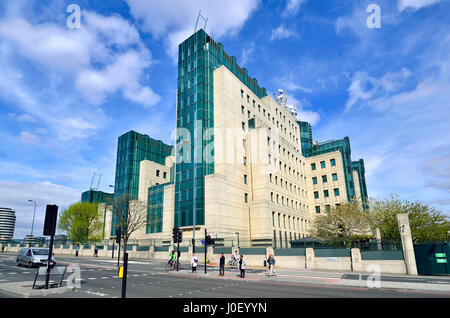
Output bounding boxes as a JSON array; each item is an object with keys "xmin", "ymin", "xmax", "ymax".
[{"xmin": 205, "ymin": 228, "xmax": 207, "ymax": 274}]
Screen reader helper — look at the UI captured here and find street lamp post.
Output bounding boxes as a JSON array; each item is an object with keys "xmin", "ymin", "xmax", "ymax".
[{"xmin": 28, "ymin": 200, "xmax": 37, "ymax": 240}]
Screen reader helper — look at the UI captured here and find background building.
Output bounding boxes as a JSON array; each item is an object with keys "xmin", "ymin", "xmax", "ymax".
[
  {"xmin": 0, "ymin": 207, "xmax": 16, "ymax": 240},
  {"xmin": 81, "ymin": 190, "xmax": 113, "ymax": 204}
]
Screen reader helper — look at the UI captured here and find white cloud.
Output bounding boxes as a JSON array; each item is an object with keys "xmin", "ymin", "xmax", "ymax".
[
  {"xmin": 240, "ymin": 42, "xmax": 255, "ymax": 66},
  {"xmin": 19, "ymin": 131, "xmax": 40, "ymax": 145},
  {"xmin": 269, "ymin": 24, "xmax": 297, "ymax": 41},
  {"xmin": 345, "ymin": 68, "xmax": 412, "ymax": 111},
  {"xmin": 124, "ymin": 0, "xmax": 260, "ymax": 61},
  {"xmin": 398, "ymin": 0, "xmax": 444, "ymax": 11},
  {"xmin": 0, "ymin": 11, "xmax": 158, "ymax": 108},
  {"xmin": 0, "ymin": 180, "xmax": 81, "ymax": 238},
  {"xmin": 283, "ymin": 0, "xmax": 306, "ymax": 17}
]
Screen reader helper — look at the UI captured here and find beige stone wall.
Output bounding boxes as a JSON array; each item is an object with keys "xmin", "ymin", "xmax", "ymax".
[
  {"xmin": 306, "ymin": 150, "xmax": 350, "ymax": 216},
  {"xmin": 138, "ymin": 159, "xmax": 172, "ymax": 203}
]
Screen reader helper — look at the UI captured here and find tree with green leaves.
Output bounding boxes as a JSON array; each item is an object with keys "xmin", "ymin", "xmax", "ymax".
[
  {"xmin": 368, "ymin": 195, "xmax": 450, "ymax": 243},
  {"xmin": 58, "ymin": 202, "xmax": 103, "ymax": 243},
  {"xmin": 312, "ymin": 199, "xmax": 373, "ymax": 247}
]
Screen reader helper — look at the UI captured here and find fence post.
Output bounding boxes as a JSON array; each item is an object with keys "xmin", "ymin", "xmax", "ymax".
[
  {"xmin": 306, "ymin": 248, "xmax": 315, "ymax": 270},
  {"xmin": 397, "ymin": 214, "xmax": 418, "ymax": 276},
  {"xmin": 351, "ymin": 248, "xmax": 363, "ymax": 272},
  {"xmin": 376, "ymin": 228, "xmax": 382, "ymax": 251}
]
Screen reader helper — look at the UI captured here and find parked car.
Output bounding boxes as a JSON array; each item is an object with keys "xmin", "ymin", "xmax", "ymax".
[{"xmin": 16, "ymin": 248, "xmax": 56, "ymax": 268}]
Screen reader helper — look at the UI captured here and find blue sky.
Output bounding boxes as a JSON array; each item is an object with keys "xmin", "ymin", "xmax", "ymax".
[{"xmin": 0, "ymin": 0, "xmax": 449, "ymax": 239}]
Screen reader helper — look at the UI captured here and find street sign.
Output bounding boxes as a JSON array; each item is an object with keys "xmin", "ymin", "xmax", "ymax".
[
  {"xmin": 435, "ymin": 253, "xmax": 446, "ymax": 258},
  {"xmin": 436, "ymin": 259, "xmax": 447, "ymax": 264},
  {"xmin": 201, "ymin": 240, "xmax": 205, "ymax": 245}
]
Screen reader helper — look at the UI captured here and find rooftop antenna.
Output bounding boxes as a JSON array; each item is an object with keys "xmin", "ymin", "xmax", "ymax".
[
  {"xmin": 194, "ymin": 10, "xmax": 208, "ymax": 33},
  {"xmin": 96, "ymin": 174, "xmax": 102, "ymax": 191},
  {"xmin": 90, "ymin": 172, "xmax": 96, "ymax": 190}
]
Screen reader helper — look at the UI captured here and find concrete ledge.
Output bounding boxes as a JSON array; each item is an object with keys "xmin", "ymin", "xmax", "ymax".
[
  {"xmin": 338, "ymin": 278, "xmax": 450, "ymax": 293},
  {"xmin": 0, "ymin": 281, "xmax": 75, "ymax": 298}
]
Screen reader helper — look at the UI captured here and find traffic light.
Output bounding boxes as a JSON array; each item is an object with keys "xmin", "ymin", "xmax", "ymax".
[
  {"xmin": 115, "ymin": 228, "xmax": 121, "ymax": 243},
  {"xmin": 172, "ymin": 227, "xmax": 179, "ymax": 243},
  {"xmin": 177, "ymin": 229, "xmax": 183, "ymax": 243},
  {"xmin": 43, "ymin": 205, "xmax": 58, "ymax": 236},
  {"xmin": 206, "ymin": 235, "xmax": 211, "ymax": 245}
]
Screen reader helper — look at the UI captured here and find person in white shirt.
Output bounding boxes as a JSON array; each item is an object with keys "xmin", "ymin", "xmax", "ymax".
[{"xmin": 191, "ymin": 253, "xmax": 198, "ymax": 273}]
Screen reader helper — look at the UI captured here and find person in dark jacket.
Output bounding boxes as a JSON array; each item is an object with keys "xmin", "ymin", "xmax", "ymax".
[{"xmin": 219, "ymin": 252, "xmax": 225, "ymax": 276}]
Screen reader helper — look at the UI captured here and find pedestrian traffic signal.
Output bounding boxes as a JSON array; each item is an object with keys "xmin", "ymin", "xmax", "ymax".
[
  {"xmin": 177, "ymin": 229, "xmax": 183, "ymax": 243},
  {"xmin": 172, "ymin": 227, "xmax": 179, "ymax": 243}
]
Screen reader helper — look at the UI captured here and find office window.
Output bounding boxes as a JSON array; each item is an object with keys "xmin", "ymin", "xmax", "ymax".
[
  {"xmin": 247, "ymin": 95, "xmax": 250, "ymax": 103},
  {"xmin": 324, "ymin": 190, "xmax": 329, "ymax": 198},
  {"xmin": 244, "ymin": 174, "xmax": 248, "ymax": 184},
  {"xmin": 315, "ymin": 206, "xmax": 321, "ymax": 214},
  {"xmin": 163, "ymin": 171, "xmax": 167, "ymax": 179},
  {"xmin": 325, "ymin": 205, "xmax": 331, "ymax": 212},
  {"xmin": 332, "ymin": 173, "xmax": 338, "ymax": 181},
  {"xmin": 322, "ymin": 175, "xmax": 327, "ymax": 183},
  {"xmin": 241, "ymin": 89, "xmax": 244, "ymax": 98},
  {"xmin": 311, "ymin": 163, "xmax": 316, "ymax": 171},
  {"xmin": 334, "ymin": 188, "xmax": 340, "ymax": 196},
  {"xmin": 271, "ymin": 192, "xmax": 274, "ymax": 202},
  {"xmin": 156, "ymin": 169, "xmax": 160, "ymax": 177},
  {"xmin": 331, "ymin": 159, "xmax": 336, "ymax": 167},
  {"xmin": 314, "ymin": 191, "xmax": 319, "ymax": 199},
  {"xmin": 248, "ymin": 110, "xmax": 251, "ymax": 119},
  {"xmin": 242, "ymin": 122, "xmax": 245, "ymax": 131},
  {"xmin": 321, "ymin": 161, "xmax": 326, "ymax": 169},
  {"xmin": 312, "ymin": 177, "xmax": 318, "ymax": 185},
  {"xmin": 243, "ymin": 156, "xmax": 247, "ymax": 166},
  {"xmin": 244, "ymin": 193, "xmax": 248, "ymax": 203},
  {"xmin": 241, "ymin": 105, "xmax": 244, "ymax": 114},
  {"xmin": 272, "ymin": 212, "xmax": 275, "ymax": 227}
]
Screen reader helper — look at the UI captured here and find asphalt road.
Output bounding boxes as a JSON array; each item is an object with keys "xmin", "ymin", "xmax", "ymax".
[{"xmin": 1, "ymin": 254, "xmax": 449, "ymax": 298}]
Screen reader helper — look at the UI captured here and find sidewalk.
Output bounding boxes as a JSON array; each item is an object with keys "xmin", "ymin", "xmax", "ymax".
[{"xmin": 168, "ymin": 263, "xmax": 450, "ymax": 294}]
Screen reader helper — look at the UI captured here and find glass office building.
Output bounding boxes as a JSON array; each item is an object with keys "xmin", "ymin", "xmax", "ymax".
[
  {"xmin": 174, "ymin": 29, "xmax": 267, "ymax": 228},
  {"xmin": 112, "ymin": 130, "xmax": 173, "ymax": 235}
]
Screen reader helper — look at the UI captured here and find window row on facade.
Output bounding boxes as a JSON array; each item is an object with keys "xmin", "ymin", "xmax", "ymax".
[{"xmin": 311, "ymin": 158, "xmax": 336, "ymax": 170}]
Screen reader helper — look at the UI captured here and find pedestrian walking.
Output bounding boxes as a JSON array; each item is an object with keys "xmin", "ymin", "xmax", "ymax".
[
  {"xmin": 75, "ymin": 243, "xmax": 80, "ymax": 257},
  {"xmin": 191, "ymin": 253, "xmax": 198, "ymax": 273},
  {"xmin": 232, "ymin": 250, "xmax": 239, "ymax": 267},
  {"xmin": 238, "ymin": 255, "xmax": 246, "ymax": 278},
  {"xmin": 219, "ymin": 252, "xmax": 225, "ymax": 276},
  {"xmin": 268, "ymin": 254, "xmax": 276, "ymax": 276},
  {"xmin": 94, "ymin": 246, "xmax": 98, "ymax": 258}
]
